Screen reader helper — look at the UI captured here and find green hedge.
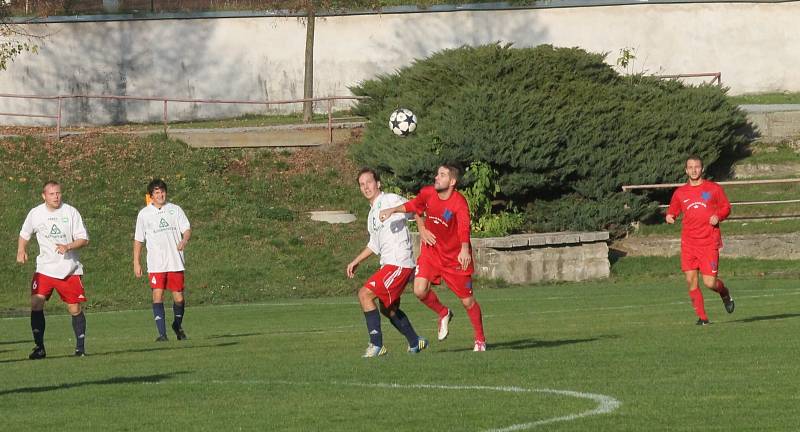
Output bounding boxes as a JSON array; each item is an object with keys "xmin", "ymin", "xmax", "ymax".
[{"xmin": 350, "ymin": 43, "xmax": 749, "ymax": 234}]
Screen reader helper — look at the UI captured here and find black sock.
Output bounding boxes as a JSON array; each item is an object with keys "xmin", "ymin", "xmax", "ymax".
[
  {"xmin": 172, "ymin": 302, "xmax": 185, "ymax": 330},
  {"xmin": 72, "ymin": 312, "xmax": 86, "ymax": 351},
  {"xmin": 153, "ymin": 303, "xmax": 167, "ymax": 337},
  {"xmin": 31, "ymin": 310, "xmax": 45, "ymax": 347},
  {"xmin": 389, "ymin": 308, "xmax": 419, "ymax": 347},
  {"xmin": 364, "ymin": 309, "xmax": 382, "ymax": 347}
]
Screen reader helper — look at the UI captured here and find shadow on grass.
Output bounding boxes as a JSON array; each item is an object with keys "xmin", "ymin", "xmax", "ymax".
[
  {"xmin": 439, "ymin": 336, "xmax": 616, "ymax": 353},
  {"xmin": 0, "ymin": 342, "xmax": 238, "ymax": 364},
  {"xmin": 731, "ymin": 313, "xmax": 800, "ymax": 323},
  {"xmin": 0, "ymin": 371, "xmax": 190, "ymax": 396}
]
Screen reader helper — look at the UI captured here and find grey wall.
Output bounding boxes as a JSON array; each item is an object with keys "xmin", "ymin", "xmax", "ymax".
[{"xmin": 2, "ymin": 2, "xmax": 799, "ymax": 125}]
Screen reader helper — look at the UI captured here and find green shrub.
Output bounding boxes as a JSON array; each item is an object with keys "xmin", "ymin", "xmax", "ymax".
[{"xmin": 350, "ymin": 43, "xmax": 750, "ymax": 235}]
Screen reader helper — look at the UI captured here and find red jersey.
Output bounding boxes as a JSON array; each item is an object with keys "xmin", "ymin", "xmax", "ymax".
[
  {"xmin": 404, "ymin": 186, "xmax": 473, "ymax": 273},
  {"xmin": 666, "ymin": 180, "xmax": 731, "ymax": 248}
]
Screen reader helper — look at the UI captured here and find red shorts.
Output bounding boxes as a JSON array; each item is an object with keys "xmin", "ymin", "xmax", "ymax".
[
  {"xmin": 364, "ymin": 265, "xmax": 413, "ymax": 308},
  {"xmin": 149, "ymin": 271, "xmax": 185, "ymax": 292},
  {"xmin": 416, "ymin": 253, "xmax": 474, "ymax": 299},
  {"xmin": 31, "ymin": 273, "xmax": 87, "ymax": 304},
  {"xmin": 681, "ymin": 243, "xmax": 720, "ymax": 276}
]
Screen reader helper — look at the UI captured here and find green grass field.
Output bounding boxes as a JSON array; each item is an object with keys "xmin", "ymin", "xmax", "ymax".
[{"xmin": 2, "ymin": 266, "xmax": 799, "ymax": 431}]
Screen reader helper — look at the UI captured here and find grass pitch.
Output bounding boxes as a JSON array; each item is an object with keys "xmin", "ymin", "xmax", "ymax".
[{"xmin": 2, "ymin": 274, "xmax": 798, "ymax": 431}]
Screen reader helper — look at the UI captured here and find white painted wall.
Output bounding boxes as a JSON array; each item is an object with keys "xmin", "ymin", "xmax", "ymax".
[{"xmin": 2, "ymin": 2, "xmax": 798, "ymax": 125}]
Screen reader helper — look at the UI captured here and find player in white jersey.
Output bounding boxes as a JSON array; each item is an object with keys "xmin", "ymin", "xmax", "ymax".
[
  {"xmin": 133, "ymin": 179, "xmax": 192, "ymax": 341},
  {"xmin": 346, "ymin": 168, "xmax": 427, "ymax": 357},
  {"xmin": 17, "ymin": 181, "xmax": 90, "ymax": 359}
]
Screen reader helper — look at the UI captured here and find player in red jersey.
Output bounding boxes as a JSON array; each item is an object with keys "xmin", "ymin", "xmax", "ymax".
[
  {"xmin": 380, "ymin": 164, "xmax": 486, "ymax": 351},
  {"xmin": 666, "ymin": 155, "xmax": 735, "ymax": 325}
]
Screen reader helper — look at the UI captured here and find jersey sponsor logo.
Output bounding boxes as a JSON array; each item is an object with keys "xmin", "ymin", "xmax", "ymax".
[
  {"xmin": 687, "ymin": 201, "xmax": 708, "ymax": 210},
  {"xmin": 49, "ymin": 224, "xmax": 63, "ymax": 235},
  {"xmin": 159, "ymin": 218, "xmax": 170, "ymax": 228}
]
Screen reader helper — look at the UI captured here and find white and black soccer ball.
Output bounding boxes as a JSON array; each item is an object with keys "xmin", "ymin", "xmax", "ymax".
[{"xmin": 389, "ymin": 108, "xmax": 417, "ymax": 137}]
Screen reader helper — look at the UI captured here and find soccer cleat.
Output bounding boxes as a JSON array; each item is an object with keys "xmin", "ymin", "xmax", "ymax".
[
  {"xmin": 74, "ymin": 349, "xmax": 86, "ymax": 357},
  {"xmin": 407, "ymin": 337, "xmax": 429, "ymax": 353},
  {"xmin": 28, "ymin": 346, "xmax": 46, "ymax": 360},
  {"xmin": 362, "ymin": 344, "xmax": 387, "ymax": 358},
  {"xmin": 695, "ymin": 319, "xmax": 711, "ymax": 326},
  {"xmin": 723, "ymin": 296, "xmax": 735, "ymax": 314},
  {"xmin": 473, "ymin": 341, "xmax": 487, "ymax": 352},
  {"xmin": 172, "ymin": 322, "xmax": 187, "ymax": 340},
  {"xmin": 437, "ymin": 309, "xmax": 454, "ymax": 341},
  {"xmin": 155, "ymin": 335, "xmax": 169, "ymax": 342}
]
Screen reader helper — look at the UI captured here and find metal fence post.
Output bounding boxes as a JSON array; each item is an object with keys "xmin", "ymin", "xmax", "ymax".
[
  {"xmin": 327, "ymin": 98, "xmax": 333, "ymax": 145},
  {"xmin": 56, "ymin": 97, "xmax": 62, "ymax": 140},
  {"xmin": 163, "ymin": 100, "xmax": 168, "ymax": 136}
]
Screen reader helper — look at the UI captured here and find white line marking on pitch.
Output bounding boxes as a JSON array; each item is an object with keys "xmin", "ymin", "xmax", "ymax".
[{"xmin": 172, "ymin": 380, "xmax": 621, "ymax": 431}]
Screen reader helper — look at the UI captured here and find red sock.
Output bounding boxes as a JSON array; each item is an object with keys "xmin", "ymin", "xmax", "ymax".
[
  {"xmin": 419, "ymin": 290, "xmax": 447, "ymax": 317},
  {"xmin": 714, "ymin": 279, "xmax": 730, "ymax": 298},
  {"xmin": 689, "ymin": 289, "xmax": 708, "ymax": 320},
  {"xmin": 466, "ymin": 301, "xmax": 485, "ymax": 343}
]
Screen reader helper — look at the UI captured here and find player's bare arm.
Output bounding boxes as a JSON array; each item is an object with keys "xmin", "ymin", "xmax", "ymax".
[
  {"xmin": 378, "ymin": 204, "xmax": 406, "ymax": 222},
  {"xmin": 132, "ymin": 240, "xmax": 144, "ymax": 278},
  {"xmin": 178, "ymin": 228, "xmax": 192, "ymax": 251},
  {"xmin": 458, "ymin": 242, "xmax": 471, "ymax": 270},
  {"xmin": 55, "ymin": 238, "xmax": 88, "ymax": 255},
  {"xmin": 415, "ymin": 213, "xmax": 436, "ymax": 245},
  {"xmin": 16, "ymin": 237, "xmax": 29, "ymax": 264},
  {"xmin": 347, "ymin": 247, "xmax": 375, "ymax": 279}
]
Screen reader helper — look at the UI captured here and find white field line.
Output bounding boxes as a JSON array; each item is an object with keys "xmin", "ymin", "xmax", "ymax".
[
  {"xmin": 164, "ymin": 380, "xmax": 621, "ymax": 431},
  {"xmin": 2, "ymin": 289, "xmax": 799, "ymax": 324}
]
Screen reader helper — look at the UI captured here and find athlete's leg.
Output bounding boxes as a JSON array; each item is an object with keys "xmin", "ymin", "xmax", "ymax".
[
  {"xmin": 358, "ymin": 286, "xmax": 383, "ymax": 348},
  {"xmin": 152, "ymin": 288, "xmax": 168, "ymax": 339},
  {"xmin": 171, "ymin": 290, "xmax": 186, "ymax": 338},
  {"xmin": 66, "ymin": 302, "xmax": 86, "ymax": 354},
  {"xmin": 685, "ymin": 270, "xmax": 708, "ymax": 322},
  {"xmin": 380, "ymin": 301, "xmax": 421, "ymax": 347},
  {"xmin": 414, "ymin": 277, "xmax": 448, "ymax": 316},
  {"xmin": 460, "ymin": 295, "xmax": 485, "ymax": 345},
  {"xmin": 30, "ymin": 294, "xmax": 46, "ymax": 349}
]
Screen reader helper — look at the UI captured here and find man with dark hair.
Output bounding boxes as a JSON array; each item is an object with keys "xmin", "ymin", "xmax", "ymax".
[
  {"xmin": 666, "ymin": 155, "xmax": 735, "ymax": 325},
  {"xmin": 17, "ymin": 181, "xmax": 90, "ymax": 359},
  {"xmin": 134, "ymin": 179, "xmax": 192, "ymax": 341},
  {"xmin": 379, "ymin": 164, "xmax": 487, "ymax": 351},
  {"xmin": 347, "ymin": 168, "xmax": 428, "ymax": 357}
]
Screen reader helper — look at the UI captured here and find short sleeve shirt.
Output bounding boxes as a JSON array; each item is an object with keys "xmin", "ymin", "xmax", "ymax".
[
  {"xmin": 367, "ymin": 192, "xmax": 415, "ymax": 268},
  {"xmin": 19, "ymin": 203, "xmax": 89, "ymax": 279},
  {"xmin": 134, "ymin": 202, "xmax": 191, "ymax": 272}
]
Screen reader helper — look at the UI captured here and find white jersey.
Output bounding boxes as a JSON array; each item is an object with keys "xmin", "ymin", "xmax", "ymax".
[
  {"xmin": 134, "ymin": 202, "xmax": 190, "ymax": 273},
  {"xmin": 367, "ymin": 192, "xmax": 415, "ymax": 268},
  {"xmin": 19, "ymin": 203, "xmax": 89, "ymax": 279}
]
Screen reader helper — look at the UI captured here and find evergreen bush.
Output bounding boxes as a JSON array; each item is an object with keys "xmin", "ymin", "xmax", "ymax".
[{"xmin": 350, "ymin": 43, "xmax": 749, "ymax": 235}]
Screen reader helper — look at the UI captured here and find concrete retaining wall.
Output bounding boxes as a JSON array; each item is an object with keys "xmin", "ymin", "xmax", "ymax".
[
  {"xmin": 3, "ymin": 2, "xmax": 800, "ymax": 126},
  {"xmin": 613, "ymin": 233, "xmax": 800, "ymax": 260},
  {"xmin": 415, "ymin": 231, "xmax": 611, "ymax": 284}
]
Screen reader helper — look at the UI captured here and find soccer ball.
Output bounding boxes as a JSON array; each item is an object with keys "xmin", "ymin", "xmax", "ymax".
[{"xmin": 389, "ymin": 108, "xmax": 417, "ymax": 137}]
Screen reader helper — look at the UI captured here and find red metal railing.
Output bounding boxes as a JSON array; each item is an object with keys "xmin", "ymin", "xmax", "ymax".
[
  {"xmin": 623, "ymin": 178, "xmax": 800, "ymax": 210},
  {"xmin": 0, "ymin": 93, "xmax": 367, "ymax": 143}
]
